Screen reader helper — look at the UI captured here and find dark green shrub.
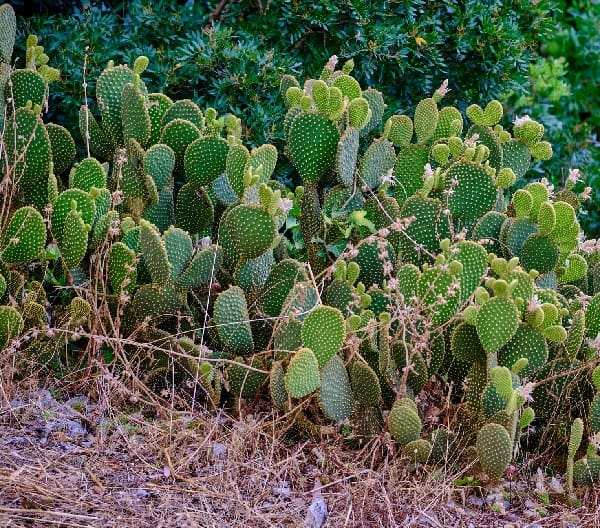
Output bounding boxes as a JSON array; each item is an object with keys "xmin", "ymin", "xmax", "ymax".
[{"xmin": 18, "ymin": 0, "xmax": 556, "ymax": 149}]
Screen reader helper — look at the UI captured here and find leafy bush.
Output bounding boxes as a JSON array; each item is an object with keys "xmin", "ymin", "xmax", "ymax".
[
  {"xmin": 18, "ymin": 0, "xmax": 556, "ymax": 149},
  {"xmin": 507, "ymin": 0, "xmax": 600, "ymax": 235}
]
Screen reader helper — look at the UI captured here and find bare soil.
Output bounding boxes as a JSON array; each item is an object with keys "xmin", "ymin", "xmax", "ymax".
[{"xmin": 1, "ymin": 380, "xmax": 599, "ymax": 528}]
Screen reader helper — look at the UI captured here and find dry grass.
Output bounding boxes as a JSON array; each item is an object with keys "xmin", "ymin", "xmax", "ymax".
[{"xmin": 1, "ymin": 373, "xmax": 600, "ymax": 528}]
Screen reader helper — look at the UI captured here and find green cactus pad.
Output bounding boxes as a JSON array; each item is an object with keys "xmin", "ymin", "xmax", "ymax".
[
  {"xmin": 392, "ymin": 145, "xmax": 429, "ymax": 205},
  {"xmin": 451, "ymin": 322, "xmax": 487, "ymax": 363},
  {"xmin": 225, "ymin": 204, "xmax": 276, "ymax": 259},
  {"xmin": 51, "ymin": 189, "xmax": 96, "ymax": 242},
  {"xmin": 505, "ymin": 219, "xmax": 539, "ymax": 258},
  {"xmin": 260, "ymin": 259, "xmax": 308, "ymax": 317},
  {"xmin": 227, "ymin": 357, "xmax": 267, "ymax": 399},
  {"xmin": 147, "ymin": 93, "xmax": 172, "ymax": 144},
  {"xmin": 143, "ymin": 185, "xmax": 175, "ymax": 232},
  {"xmin": 324, "ymin": 280, "xmax": 355, "ymax": 316},
  {"xmin": 0, "ymin": 4, "xmax": 15, "ymax": 65},
  {"xmin": 358, "ymin": 138, "xmax": 396, "ymax": 190},
  {"xmin": 225, "ymin": 144, "xmax": 250, "ymax": 197},
  {"xmin": 347, "ymin": 97, "xmax": 370, "ymax": 129},
  {"xmin": 444, "ymin": 161, "xmax": 497, "ymax": 219},
  {"xmin": 385, "ymin": 115, "xmax": 413, "ymax": 147},
  {"xmin": 566, "ymin": 310, "xmax": 585, "ymax": 359},
  {"xmin": 79, "ymin": 105, "xmax": 112, "ymax": 160},
  {"xmin": 160, "ymin": 118, "xmax": 201, "ymax": 172},
  {"xmin": 161, "ymin": 99, "xmax": 204, "ymax": 130},
  {"xmin": 353, "ymin": 236, "xmax": 395, "ymax": 288},
  {"xmin": 537, "ymin": 202, "xmax": 557, "ymax": 235},
  {"xmin": 417, "ymin": 268, "xmax": 460, "ymax": 325},
  {"xmin": 284, "ymin": 347, "xmax": 321, "ymax": 398},
  {"xmin": 319, "ymin": 355, "xmax": 355, "ymax": 421},
  {"xmin": 403, "ymin": 439, "xmax": 432, "ymax": 464},
  {"xmin": 360, "ymin": 88, "xmax": 385, "ymax": 136},
  {"xmin": 269, "ymin": 361, "xmax": 289, "ymax": 409},
  {"xmin": 175, "ymin": 246, "xmax": 222, "ymax": 289},
  {"xmin": 573, "ymin": 455, "xmax": 600, "ymax": 486},
  {"xmin": 96, "ymin": 64, "xmax": 141, "ymax": 147},
  {"xmin": 392, "ymin": 342, "xmax": 429, "ymax": 393},
  {"xmin": 519, "ymin": 234, "xmax": 560, "ymax": 274},
  {"xmin": 590, "ymin": 394, "xmax": 600, "ymax": 434},
  {"xmin": 184, "ymin": 136, "xmax": 229, "ymax": 186},
  {"xmin": 234, "ymin": 251, "xmax": 274, "ymax": 292},
  {"xmin": 502, "ymin": 139, "xmax": 531, "ymax": 179},
  {"xmin": 476, "ymin": 423, "xmax": 512, "ymax": 480},
  {"xmin": 6, "ymin": 108, "xmax": 52, "ymax": 211},
  {"xmin": 301, "ymin": 306, "xmax": 345, "ymax": 368},
  {"xmin": 472, "ymin": 211, "xmax": 506, "ymax": 254},
  {"xmin": 121, "ymin": 82, "xmax": 151, "ymax": 147},
  {"xmin": 430, "ymin": 429, "xmax": 459, "ymax": 464},
  {"xmin": 559, "ymin": 254, "xmax": 588, "ymax": 284},
  {"xmin": 398, "ymin": 196, "xmax": 449, "ymax": 266},
  {"xmin": 248, "ymin": 144, "xmax": 278, "ymax": 184},
  {"xmin": 1, "ymin": 207, "xmax": 46, "ymax": 264},
  {"xmin": 163, "ymin": 227, "xmax": 193, "ymax": 283},
  {"xmin": 10, "ymin": 69, "xmax": 46, "ymax": 108},
  {"xmin": 332, "ymin": 74, "xmax": 361, "ymax": 100},
  {"xmin": 60, "ymin": 209, "xmax": 89, "ymax": 269},
  {"xmin": 388, "ymin": 398, "xmax": 422, "ymax": 445},
  {"xmin": 505, "ymin": 270, "xmax": 534, "ymax": 303},
  {"xmin": 476, "ymin": 298, "xmax": 519, "ymax": 353},
  {"xmin": 452, "ymin": 241, "xmax": 489, "ymax": 304},
  {"xmin": 465, "ymin": 361, "xmax": 488, "ymax": 414},
  {"xmin": 280, "ymin": 281, "xmax": 320, "ymax": 323},
  {"xmin": 336, "ymin": 127, "xmax": 360, "ymax": 187},
  {"xmin": 71, "ymin": 157, "xmax": 107, "ymax": 191},
  {"xmin": 214, "ymin": 286, "xmax": 254, "ymax": 355},
  {"xmin": 467, "ymin": 125, "xmax": 503, "ymax": 170},
  {"xmin": 288, "ymin": 113, "xmax": 339, "ymax": 183},
  {"xmin": 414, "ymin": 98, "xmax": 438, "ymax": 144},
  {"xmin": 512, "ymin": 189, "xmax": 534, "ymax": 219},
  {"xmin": 432, "ymin": 106, "xmax": 463, "ymax": 141},
  {"xmin": 349, "ymin": 361, "xmax": 382, "ymax": 406},
  {"xmin": 466, "ymin": 101, "xmax": 503, "ymax": 127},
  {"xmin": 0, "ymin": 305, "xmax": 24, "ymax": 350},
  {"xmin": 139, "ymin": 220, "xmax": 170, "ymax": 285},
  {"xmin": 395, "ymin": 263, "xmax": 421, "ymax": 301},
  {"xmin": 45, "ymin": 123, "xmax": 75, "ymax": 176},
  {"xmin": 498, "ymin": 324, "xmax": 547, "ymax": 377},
  {"xmin": 108, "ymin": 242, "xmax": 137, "ymax": 294},
  {"xmin": 144, "ymin": 144, "xmax": 175, "ymax": 189},
  {"xmin": 175, "ymin": 183, "xmax": 214, "ymax": 236}
]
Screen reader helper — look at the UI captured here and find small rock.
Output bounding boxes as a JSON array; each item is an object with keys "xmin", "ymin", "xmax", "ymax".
[
  {"xmin": 305, "ymin": 498, "xmax": 327, "ymax": 528},
  {"xmin": 132, "ymin": 488, "xmax": 148, "ymax": 499},
  {"xmin": 467, "ymin": 495, "xmax": 484, "ymax": 508},
  {"xmin": 212, "ymin": 443, "xmax": 227, "ymax": 460},
  {"xmin": 273, "ymin": 481, "xmax": 291, "ymax": 497}
]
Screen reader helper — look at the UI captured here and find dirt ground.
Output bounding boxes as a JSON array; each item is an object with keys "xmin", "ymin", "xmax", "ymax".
[{"xmin": 1, "ymin": 382, "xmax": 599, "ymax": 528}]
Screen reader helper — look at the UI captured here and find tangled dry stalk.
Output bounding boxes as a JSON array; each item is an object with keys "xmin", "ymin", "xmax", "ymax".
[{"xmin": 1, "ymin": 368, "xmax": 600, "ymax": 528}]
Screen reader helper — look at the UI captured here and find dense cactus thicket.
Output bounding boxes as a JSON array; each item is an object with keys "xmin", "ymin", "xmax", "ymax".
[{"xmin": 2, "ymin": 3, "xmax": 600, "ymax": 491}]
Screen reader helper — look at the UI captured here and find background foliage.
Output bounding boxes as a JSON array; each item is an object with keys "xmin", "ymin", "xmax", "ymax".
[{"xmin": 16, "ymin": 0, "xmax": 599, "ymax": 236}]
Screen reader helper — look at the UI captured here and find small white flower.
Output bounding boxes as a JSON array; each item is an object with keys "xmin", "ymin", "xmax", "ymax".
[
  {"xmin": 382, "ymin": 167, "xmax": 396, "ymax": 186},
  {"xmin": 326, "ymin": 55, "xmax": 338, "ymax": 70},
  {"xmin": 200, "ymin": 236, "xmax": 212, "ymax": 249},
  {"xmin": 514, "ymin": 115, "xmax": 532, "ymax": 127},
  {"xmin": 581, "ymin": 186, "xmax": 592, "ymax": 201},
  {"xmin": 278, "ymin": 197, "xmax": 293, "ymax": 213},
  {"xmin": 423, "ymin": 163, "xmax": 434, "ymax": 179},
  {"xmin": 464, "ymin": 134, "xmax": 479, "ymax": 147},
  {"xmin": 567, "ymin": 168, "xmax": 581, "ymax": 184},
  {"xmin": 436, "ymin": 79, "xmax": 450, "ymax": 96}
]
